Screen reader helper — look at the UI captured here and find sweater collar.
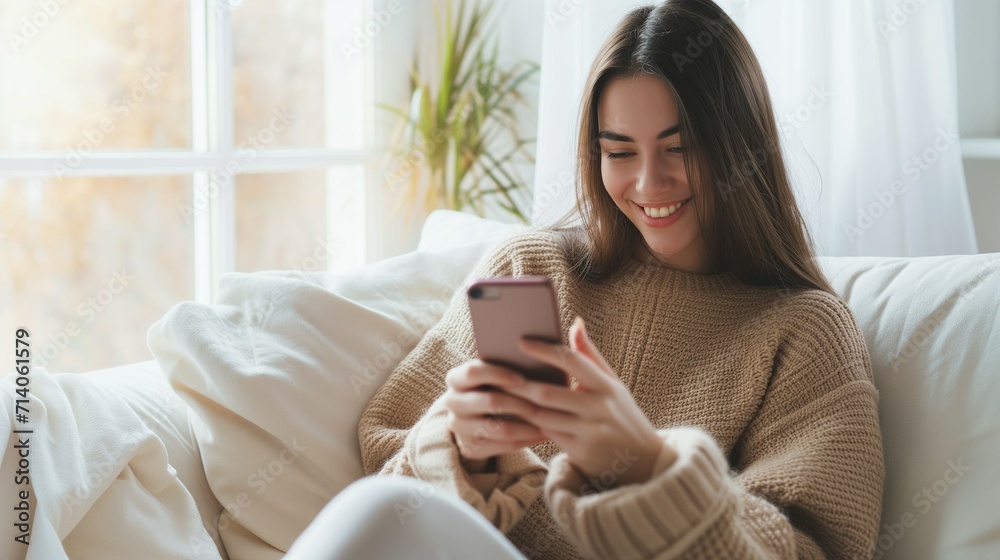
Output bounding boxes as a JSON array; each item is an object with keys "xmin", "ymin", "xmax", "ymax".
[{"xmin": 616, "ymin": 254, "xmax": 748, "ymax": 297}]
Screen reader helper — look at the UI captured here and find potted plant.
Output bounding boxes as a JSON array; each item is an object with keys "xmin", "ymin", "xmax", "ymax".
[{"xmin": 381, "ymin": 0, "xmax": 538, "ymax": 224}]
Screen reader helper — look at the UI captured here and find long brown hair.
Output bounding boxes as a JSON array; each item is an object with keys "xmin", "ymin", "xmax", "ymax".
[{"xmin": 554, "ymin": 0, "xmax": 834, "ymax": 295}]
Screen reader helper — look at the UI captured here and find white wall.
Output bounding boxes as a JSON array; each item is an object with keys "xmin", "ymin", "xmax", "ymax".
[
  {"xmin": 493, "ymin": 0, "xmax": 544, "ymax": 226},
  {"xmin": 955, "ymin": 0, "xmax": 1000, "ymax": 137},
  {"xmin": 955, "ymin": 0, "xmax": 1000, "ymax": 253}
]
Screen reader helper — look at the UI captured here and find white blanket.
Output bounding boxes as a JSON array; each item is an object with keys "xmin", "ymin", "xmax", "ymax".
[{"xmin": 0, "ymin": 362, "xmax": 222, "ymax": 560}]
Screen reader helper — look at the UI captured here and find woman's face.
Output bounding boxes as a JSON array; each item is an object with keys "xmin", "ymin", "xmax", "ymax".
[{"xmin": 597, "ymin": 74, "xmax": 711, "ymax": 273}]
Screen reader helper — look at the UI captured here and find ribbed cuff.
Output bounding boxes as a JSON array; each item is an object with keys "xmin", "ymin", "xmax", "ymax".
[
  {"xmin": 544, "ymin": 427, "xmax": 735, "ymax": 559},
  {"xmin": 403, "ymin": 395, "xmax": 548, "ymax": 533},
  {"xmin": 468, "ymin": 472, "xmax": 501, "ymax": 495}
]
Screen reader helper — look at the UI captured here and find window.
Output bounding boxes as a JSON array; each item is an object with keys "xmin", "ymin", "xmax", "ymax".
[{"xmin": 0, "ymin": 0, "xmax": 376, "ymax": 372}]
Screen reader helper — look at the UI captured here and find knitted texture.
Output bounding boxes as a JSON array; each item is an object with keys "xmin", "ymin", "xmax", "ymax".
[{"xmin": 358, "ymin": 231, "xmax": 883, "ymax": 559}]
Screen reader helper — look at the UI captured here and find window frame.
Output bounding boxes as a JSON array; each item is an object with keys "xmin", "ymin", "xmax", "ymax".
[{"xmin": 0, "ymin": 0, "xmax": 380, "ymax": 303}]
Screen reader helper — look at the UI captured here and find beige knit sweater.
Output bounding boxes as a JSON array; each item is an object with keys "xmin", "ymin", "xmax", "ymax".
[{"xmin": 359, "ymin": 231, "xmax": 884, "ymax": 559}]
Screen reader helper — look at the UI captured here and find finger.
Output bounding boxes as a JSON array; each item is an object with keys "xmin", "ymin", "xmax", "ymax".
[
  {"xmin": 569, "ymin": 317, "xmax": 615, "ymax": 377},
  {"xmin": 446, "ymin": 360, "xmax": 525, "ymax": 392},
  {"xmin": 521, "ymin": 406, "xmax": 581, "ymax": 437},
  {"xmin": 457, "ymin": 437, "xmax": 547, "ymax": 462},
  {"xmin": 451, "ymin": 416, "xmax": 544, "ymax": 446},
  {"xmin": 502, "ymin": 379, "xmax": 603, "ymax": 415},
  {"xmin": 518, "ymin": 338, "xmax": 612, "ymax": 393},
  {"xmin": 444, "ymin": 389, "xmax": 538, "ymax": 418}
]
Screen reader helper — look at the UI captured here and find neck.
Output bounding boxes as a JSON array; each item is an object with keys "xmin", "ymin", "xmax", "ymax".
[{"xmin": 632, "ymin": 241, "xmax": 721, "ymax": 275}]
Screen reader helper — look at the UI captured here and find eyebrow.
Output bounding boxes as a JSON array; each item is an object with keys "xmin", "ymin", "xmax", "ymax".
[{"xmin": 598, "ymin": 125, "xmax": 680, "ymax": 142}]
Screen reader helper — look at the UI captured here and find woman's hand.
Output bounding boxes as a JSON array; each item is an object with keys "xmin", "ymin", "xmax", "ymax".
[
  {"xmin": 505, "ymin": 317, "xmax": 675, "ymax": 488},
  {"xmin": 443, "ymin": 359, "xmax": 548, "ymax": 472}
]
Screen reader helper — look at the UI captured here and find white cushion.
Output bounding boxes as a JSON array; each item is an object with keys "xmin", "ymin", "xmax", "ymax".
[
  {"xmin": 819, "ymin": 254, "xmax": 1000, "ymax": 560},
  {"xmin": 417, "ymin": 209, "xmax": 525, "ymax": 252}
]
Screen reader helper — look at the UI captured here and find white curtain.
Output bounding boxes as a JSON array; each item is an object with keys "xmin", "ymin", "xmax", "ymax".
[{"xmin": 532, "ymin": 0, "xmax": 979, "ymax": 256}]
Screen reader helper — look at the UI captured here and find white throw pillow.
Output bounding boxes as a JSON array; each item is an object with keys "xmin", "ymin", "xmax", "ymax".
[
  {"xmin": 147, "ymin": 238, "xmax": 508, "ymax": 557},
  {"xmin": 818, "ymin": 253, "xmax": 1000, "ymax": 560},
  {"xmin": 417, "ymin": 209, "xmax": 525, "ymax": 252}
]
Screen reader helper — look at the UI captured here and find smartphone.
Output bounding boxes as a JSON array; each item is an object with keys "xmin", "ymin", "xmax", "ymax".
[{"xmin": 466, "ymin": 276, "xmax": 568, "ymax": 386}]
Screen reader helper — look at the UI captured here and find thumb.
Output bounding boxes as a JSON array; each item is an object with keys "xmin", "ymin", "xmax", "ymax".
[{"xmin": 570, "ymin": 317, "xmax": 614, "ymax": 376}]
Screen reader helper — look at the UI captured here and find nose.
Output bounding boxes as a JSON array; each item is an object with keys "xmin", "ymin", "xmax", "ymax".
[{"xmin": 635, "ymin": 151, "xmax": 676, "ymax": 194}]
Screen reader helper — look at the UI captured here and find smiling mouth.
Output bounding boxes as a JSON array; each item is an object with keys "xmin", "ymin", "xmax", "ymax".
[{"xmin": 638, "ymin": 197, "xmax": 692, "ymax": 218}]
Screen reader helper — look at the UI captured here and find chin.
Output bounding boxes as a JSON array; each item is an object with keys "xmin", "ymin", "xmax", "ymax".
[{"xmin": 641, "ymin": 230, "xmax": 699, "ymax": 258}]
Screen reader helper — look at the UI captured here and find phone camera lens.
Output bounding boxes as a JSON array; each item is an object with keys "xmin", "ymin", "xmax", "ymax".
[{"xmin": 469, "ymin": 287, "xmax": 483, "ymax": 299}]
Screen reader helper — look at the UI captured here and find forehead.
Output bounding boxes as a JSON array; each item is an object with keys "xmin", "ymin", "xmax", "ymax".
[{"xmin": 597, "ymin": 74, "xmax": 679, "ymax": 134}]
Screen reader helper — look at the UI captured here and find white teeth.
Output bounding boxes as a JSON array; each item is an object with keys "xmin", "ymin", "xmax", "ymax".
[{"xmin": 642, "ymin": 200, "xmax": 686, "ymax": 218}]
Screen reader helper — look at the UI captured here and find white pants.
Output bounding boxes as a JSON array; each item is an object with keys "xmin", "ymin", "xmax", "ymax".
[{"xmin": 285, "ymin": 476, "xmax": 528, "ymax": 560}]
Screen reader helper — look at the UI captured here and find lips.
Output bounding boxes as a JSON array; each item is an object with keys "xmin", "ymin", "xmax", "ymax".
[
  {"xmin": 632, "ymin": 196, "xmax": 693, "ymax": 228},
  {"xmin": 638, "ymin": 197, "xmax": 693, "ymax": 219}
]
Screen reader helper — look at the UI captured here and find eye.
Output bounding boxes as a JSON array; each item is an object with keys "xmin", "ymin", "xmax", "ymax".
[
  {"xmin": 606, "ymin": 152, "xmax": 633, "ymax": 160},
  {"xmin": 667, "ymin": 146, "xmax": 684, "ymax": 154}
]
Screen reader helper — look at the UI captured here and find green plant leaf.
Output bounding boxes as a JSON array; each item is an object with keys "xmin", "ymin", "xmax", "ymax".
[{"xmin": 382, "ymin": 0, "xmax": 537, "ymax": 225}]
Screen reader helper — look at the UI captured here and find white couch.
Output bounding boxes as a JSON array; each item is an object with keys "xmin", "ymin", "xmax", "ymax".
[{"xmin": 3, "ymin": 210, "xmax": 997, "ymax": 560}]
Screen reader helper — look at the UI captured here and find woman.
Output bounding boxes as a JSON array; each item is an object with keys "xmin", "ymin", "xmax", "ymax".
[{"xmin": 288, "ymin": 0, "xmax": 883, "ymax": 558}]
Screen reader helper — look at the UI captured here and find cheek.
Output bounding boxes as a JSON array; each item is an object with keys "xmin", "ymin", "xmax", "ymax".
[{"xmin": 601, "ymin": 163, "xmax": 629, "ymax": 201}]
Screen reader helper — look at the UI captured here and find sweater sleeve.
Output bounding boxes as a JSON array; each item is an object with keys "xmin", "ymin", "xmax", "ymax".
[
  {"xmin": 357, "ymin": 234, "xmax": 552, "ymax": 533},
  {"xmin": 543, "ymin": 293, "xmax": 884, "ymax": 559}
]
